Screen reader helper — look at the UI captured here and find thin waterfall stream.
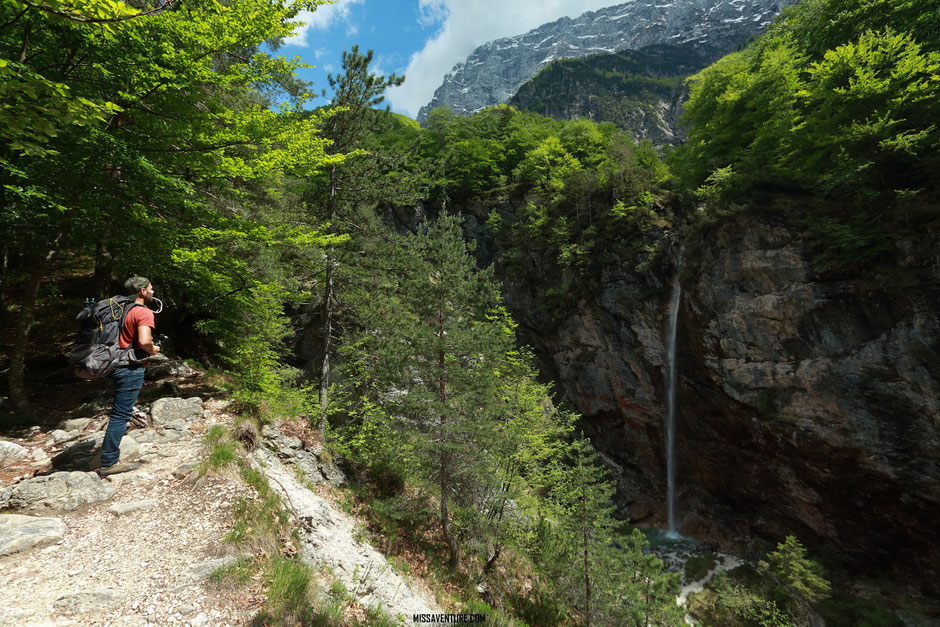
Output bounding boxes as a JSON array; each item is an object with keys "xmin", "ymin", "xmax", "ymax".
[{"xmin": 664, "ymin": 267, "xmax": 682, "ymax": 537}]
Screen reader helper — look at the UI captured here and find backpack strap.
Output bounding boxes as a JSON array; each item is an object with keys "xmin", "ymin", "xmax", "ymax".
[{"xmin": 117, "ymin": 301, "xmax": 145, "ymax": 335}]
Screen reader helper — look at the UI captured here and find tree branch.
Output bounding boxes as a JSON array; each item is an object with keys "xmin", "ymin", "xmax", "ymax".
[
  {"xmin": 0, "ymin": 6, "xmax": 28, "ymax": 29},
  {"xmin": 16, "ymin": 0, "xmax": 180, "ymax": 24}
]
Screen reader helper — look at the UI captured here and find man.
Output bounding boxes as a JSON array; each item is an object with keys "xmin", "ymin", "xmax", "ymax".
[{"xmin": 98, "ymin": 276, "xmax": 161, "ymax": 476}]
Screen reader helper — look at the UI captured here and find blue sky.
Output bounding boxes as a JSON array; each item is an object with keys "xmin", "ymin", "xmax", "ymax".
[{"xmin": 279, "ymin": 0, "xmax": 622, "ymax": 119}]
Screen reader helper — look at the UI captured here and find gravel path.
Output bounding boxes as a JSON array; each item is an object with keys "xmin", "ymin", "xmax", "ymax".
[{"xmin": 0, "ymin": 401, "xmax": 257, "ymax": 626}]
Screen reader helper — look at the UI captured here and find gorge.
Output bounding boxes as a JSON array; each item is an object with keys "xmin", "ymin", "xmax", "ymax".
[{"xmin": 477, "ymin": 202, "xmax": 940, "ymax": 596}]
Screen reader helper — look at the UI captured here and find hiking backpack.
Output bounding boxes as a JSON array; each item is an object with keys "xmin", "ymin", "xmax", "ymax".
[{"xmin": 70, "ymin": 296, "xmax": 147, "ymax": 379}]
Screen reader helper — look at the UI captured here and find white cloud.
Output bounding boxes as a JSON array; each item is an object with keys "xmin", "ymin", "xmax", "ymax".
[
  {"xmin": 387, "ymin": 0, "xmax": 620, "ymax": 118},
  {"xmin": 285, "ymin": 0, "xmax": 365, "ymax": 47}
]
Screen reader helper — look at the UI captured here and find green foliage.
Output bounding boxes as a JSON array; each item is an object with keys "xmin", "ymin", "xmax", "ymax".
[
  {"xmin": 804, "ymin": 212, "xmax": 892, "ymax": 272},
  {"xmin": 684, "ymin": 553, "xmax": 719, "ymax": 584},
  {"xmin": 210, "ymin": 556, "xmax": 257, "ymax": 586},
  {"xmin": 228, "ymin": 283, "xmax": 312, "ymax": 419},
  {"xmin": 522, "ymin": 438, "xmax": 683, "ymax": 625},
  {"xmin": 201, "ymin": 425, "xmax": 238, "ymax": 472},
  {"xmin": 817, "ymin": 593, "xmax": 904, "ymax": 627},
  {"xmin": 509, "ymin": 43, "xmax": 715, "ymax": 143},
  {"xmin": 760, "ymin": 535, "xmax": 832, "ymax": 608},
  {"xmin": 225, "ymin": 465, "xmax": 290, "ymax": 550},
  {"xmin": 675, "ymin": 0, "xmax": 940, "ymax": 205},
  {"xmin": 691, "ymin": 571, "xmax": 792, "ymax": 627},
  {"xmin": 691, "ymin": 537, "xmax": 831, "ymax": 626}
]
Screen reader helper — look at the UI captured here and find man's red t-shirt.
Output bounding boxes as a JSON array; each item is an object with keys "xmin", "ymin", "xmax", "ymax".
[{"xmin": 119, "ymin": 305, "xmax": 155, "ymax": 349}]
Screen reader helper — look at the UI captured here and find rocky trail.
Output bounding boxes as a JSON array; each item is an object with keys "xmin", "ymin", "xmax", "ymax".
[{"xmin": 0, "ymin": 358, "xmax": 441, "ymax": 625}]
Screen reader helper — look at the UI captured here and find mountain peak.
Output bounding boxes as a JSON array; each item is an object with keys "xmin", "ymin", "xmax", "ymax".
[{"xmin": 416, "ymin": 0, "xmax": 795, "ymax": 123}]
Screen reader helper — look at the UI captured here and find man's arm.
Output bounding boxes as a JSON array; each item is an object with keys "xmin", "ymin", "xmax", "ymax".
[{"xmin": 137, "ymin": 325, "xmax": 161, "ymax": 356}]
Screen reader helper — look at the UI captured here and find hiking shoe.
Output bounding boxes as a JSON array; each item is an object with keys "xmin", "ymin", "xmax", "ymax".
[{"xmin": 98, "ymin": 460, "xmax": 142, "ymax": 476}]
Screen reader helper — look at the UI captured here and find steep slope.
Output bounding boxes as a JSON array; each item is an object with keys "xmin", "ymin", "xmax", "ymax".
[
  {"xmin": 508, "ymin": 43, "xmax": 714, "ymax": 144},
  {"xmin": 417, "ymin": 0, "xmax": 795, "ymax": 123}
]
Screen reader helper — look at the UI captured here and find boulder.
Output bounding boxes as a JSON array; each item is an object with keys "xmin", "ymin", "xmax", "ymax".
[
  {"xmin": 172, "ymin": 462, "xmax": 200, "ymax": 479},
  {"xmin": 261, "ymin": 425, "xmax": 302, "ymax": 451},
  {"xmin": 146, "ymin": 359, "xmax": 197, "ymax": 380},
  {"xmin": 150, "ymin": 397, "xmax": 203, "ymax": 426},
  {"xmin": 51, "ymin": 434, "xmax": 140, "ymax": 471},
  {"xmin": 0, "ymin": 441, "xmax": 28, "ymax": 467},
  {"xmin": 54, "ymin": 589, "xmax": 127, "ymax": 613},
  {"xmin": 294, "ymin": 448, "xmax": 346, "ymax": 487},
  {"xmin": 0, "ymin": 513, "xmax": 67, "ymax": 555},
  {"xmin": 57, "ymin": 418, "xmax": 93, "ymax": 432},
  {"xmin": 76, "ymin": 398, "xmax": 109, "ymax": 417},
  {"xmin": 0, "ymin": 471, "xmax": 114, "ymax": 514},
  {"xmin": 47, "ymin": 430, "xmax": 76, "ymax": 446},
  {"xmin": 128, "ymin": 429, "xmax": 183, "ymax": 444}
]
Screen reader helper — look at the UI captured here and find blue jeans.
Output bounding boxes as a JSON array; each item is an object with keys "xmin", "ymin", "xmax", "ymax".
[{"xmin": 101, "ymin": 366, "xmax": 145, "ymax": 468}]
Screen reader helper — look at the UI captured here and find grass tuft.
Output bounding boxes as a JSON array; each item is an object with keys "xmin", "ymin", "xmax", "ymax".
[{"xmin": 264, "ymin": 556, "xmax": 313, "ymax": 620}]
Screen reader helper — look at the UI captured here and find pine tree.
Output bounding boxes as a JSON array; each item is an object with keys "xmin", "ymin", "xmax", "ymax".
[
  {"xmin": 336, "ymin": 214, "xmax": 513, "ymax": 568},
  {"xmin": 306, "ymin": 45, "xmax": 407, "ymax": 435}
]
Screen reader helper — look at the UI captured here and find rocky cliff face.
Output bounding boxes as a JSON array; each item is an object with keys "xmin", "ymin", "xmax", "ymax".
[
  {"xmin": 417, "ymin": 0, "xmax": 795, "ymax": 124},
  {"xmin": 508, "ymin": 43, "xmax": 710, "ymax": 145},
  {"xmin": 493, "ymin": 207, "xmax": 940, "ymax": 595}
]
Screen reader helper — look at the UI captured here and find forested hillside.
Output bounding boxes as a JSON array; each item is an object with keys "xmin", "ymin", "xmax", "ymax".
[
  {"xmin": 2, "ymin": 0, "xmax": 938, "ymax": 623},
  {"xmin": 508, "ymin": 43, "xmax": 715, "ymax": 144}
]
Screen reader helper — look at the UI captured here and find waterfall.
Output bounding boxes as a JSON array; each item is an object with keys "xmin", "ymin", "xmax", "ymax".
[{"xmin": 664, "ymin": 270, "xmax": 682, "ymax": 536}]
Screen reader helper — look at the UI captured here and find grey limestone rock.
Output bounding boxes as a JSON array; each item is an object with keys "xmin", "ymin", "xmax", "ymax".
[
  {"xmin": 150, "ymin": 397, "xmax": 203, "ymax": 425},
  {"xmin": 187, "ymin": 555, "xmax": 239, "ymax": 580},
  {"xmin": 57, "ymin": 418, "xmax": 93, "ymax": 432},
  {"xmin": 108, "ymin": 499, "xmax": 157, "ymax": 516},
  {"xmin": 0, "ymin": 513, "xmax": 67, "ymax": 555},
  {"xmin": 0, "ymin": 471, "xmax": 114, "ymax": 514},
  {"xmin": 417, "ymin": 0, "xmax": 795, "ymax": 122},
  {"xmin": 47, "ymin": 429, "xmax": 76, "ymax": 446},
  {"xmin": 51, "ymin": 433, "xmax": 140, "ymax": 471},
  {"xmin": 172, "ymin": 461, "xmax": 200, "ymax": 479},
  {"xmin": 261, "ymin": 424, "xmax": 302, "ymax": 451},
  {"xmin": 129, "ymin": 429, "xmax": 184, "ymax": 444},
  {"xmin": 0, "ymin": 441, "xmax": 28, "ymax": 467},
  {"xmin": 54, "ymin": 588, "xmax": 128, "ymax": 613},
  {"xmin": 146, "ymin": 359, "xmax": 197, "ymax": 380}
]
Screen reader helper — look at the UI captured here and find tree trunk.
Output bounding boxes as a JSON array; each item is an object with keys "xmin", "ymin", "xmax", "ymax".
[
  {"xmin": 582, "ymin": 460, "xmax": 592, "ymax": 626},
  {"xmin": 317, "ymin": 164, "xmax": 338, "ymax": 436},
  {"xmin": 0, "ymin": 245, "xmax": 8, "ymax": 317},
  {"xmin": 440, "ymin": 456, "xmax": 459, "ymax": 568},
  {"xmin": 317, "ymin": 261, "xmax": 334, "ymax": 433},
  {"xmin": 92, "ymin": 241, "xmax": 113, "ymax": 300},
  {"xmin": 8, "ymin": 215, "xmax": 71, "ymax": 414},
  {"xmin": 483, "ymin": 547, "xmax": 500, "ymax": 574},
  {"xmin": 437, "ymin": 304, "xmax": 459, "ymax": 567}
]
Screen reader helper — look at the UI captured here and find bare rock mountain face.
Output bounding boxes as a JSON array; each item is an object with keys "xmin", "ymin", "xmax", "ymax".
[
  {"xmin": 492, "ymin": 206, "xmax": 940, "ymax": 597},
  {"xmin": 417, "ymin": 0, "xmax": 795, "ymax": 124}
]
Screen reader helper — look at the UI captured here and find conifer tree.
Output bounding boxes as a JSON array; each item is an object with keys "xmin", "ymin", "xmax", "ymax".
[
  {"xmin": 310, "ymin": 46, "xmax": 404, "ymax": 435},
  {"xmin": 336, "ymin": 214, "xmax": 513, "ymax": 568}
]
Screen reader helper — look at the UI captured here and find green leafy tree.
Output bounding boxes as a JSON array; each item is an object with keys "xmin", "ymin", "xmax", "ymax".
[
  {"xmin": 675, "ymin": 0, "xmax": 940, "ymax": 203},
  {"xmin": 0, "ymin": 0, "xmax": 331, "ymax": 414}
]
